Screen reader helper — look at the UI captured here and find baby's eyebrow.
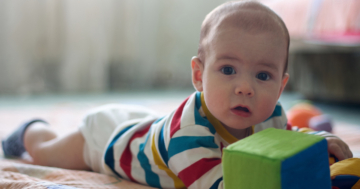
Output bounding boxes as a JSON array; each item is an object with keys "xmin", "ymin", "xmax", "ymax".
[
  {"xmin": 258, "ymin": 62, "xmax": 279, "ymax": 72},
  {"xmin": 217, "ymin": 55, "xmax": 241, "ymax": 62}
]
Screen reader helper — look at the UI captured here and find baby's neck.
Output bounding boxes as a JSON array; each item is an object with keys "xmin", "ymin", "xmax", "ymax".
[{"xmin": 223, "ymin": 125, "xmax": 251, "ymax": 140}]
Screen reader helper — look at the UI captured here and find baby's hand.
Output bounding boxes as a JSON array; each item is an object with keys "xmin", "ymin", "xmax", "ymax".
[{"xmin": 326, "ymin": 137, "xmax": 353, "ymax": 161}]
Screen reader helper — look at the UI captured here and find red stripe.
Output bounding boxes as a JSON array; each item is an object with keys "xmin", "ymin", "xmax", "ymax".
[
  {"xmin": 170, "ymin": 96, "xmax": 190, "ymax": 137},
  {"xmin": 286, "ymin": 122, "xmax": 292, "ymax": 130},
  {"xmin": 178, "ymin": 158, "xmax": 221, "ymax": 187},
  {"xmin": 220, "ymin": 142, "xmax": 224, "ymax": 157},
  {"xmin": 120, "ymin": 124, "xmax": 151, "ymax": 182}
]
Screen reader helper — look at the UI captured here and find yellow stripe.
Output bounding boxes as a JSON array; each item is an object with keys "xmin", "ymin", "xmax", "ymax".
[
  {"xmin": 200, "ymin": 92, "xmax": 254, "ymax": 144},
  {"xmin": 151, "ymin": 135, "xmax": 185, "ymax": 189},
  {"xmin": 352, "ymin": 179, "xmax": 360, "ymax": 189},
  {"xmin": 298, "ymin": 127, "xmax": 314, "ymax": 133},
  {"xmin": 331, "ymin": 158, "xmax": 360, "ymax": 178}
]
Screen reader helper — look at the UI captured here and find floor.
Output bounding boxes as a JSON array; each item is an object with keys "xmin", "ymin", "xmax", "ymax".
[{"xmin": 0, "ymin": 89, "xmax": 359, "ymax": 157}]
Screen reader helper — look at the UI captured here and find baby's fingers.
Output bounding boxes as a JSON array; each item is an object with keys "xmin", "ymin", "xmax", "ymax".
[
  {"xmin": 336, "ymin": 139, "xmax": 353, "ymax": 159},
  {"xmin": 343, "ymin": 143, "xmax": 353, "ymax": 159},
  {"xmin": 328, "ymin": 142, "xmax": 346, "ymax": 161}
]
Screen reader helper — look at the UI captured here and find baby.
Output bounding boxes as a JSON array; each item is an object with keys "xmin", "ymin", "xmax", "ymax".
[{"xmin": 2, "ymin": 1, "xmax": 352, "ymax": 189}]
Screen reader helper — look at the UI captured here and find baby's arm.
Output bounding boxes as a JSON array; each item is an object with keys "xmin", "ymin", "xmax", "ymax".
[{"xmin": 293, "ymin": 128, "xmax": 353, "ymax": 161}]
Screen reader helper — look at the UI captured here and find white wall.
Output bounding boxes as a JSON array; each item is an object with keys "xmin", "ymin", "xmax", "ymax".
[{"xmin": 0, "ymin": 0, "xmax": 228, "ymax": 95}]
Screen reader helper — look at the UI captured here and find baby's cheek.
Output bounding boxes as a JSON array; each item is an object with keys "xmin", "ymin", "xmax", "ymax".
[{"xmin": 258, "ymin": 97, "xmax": 278, "ymax": 119}]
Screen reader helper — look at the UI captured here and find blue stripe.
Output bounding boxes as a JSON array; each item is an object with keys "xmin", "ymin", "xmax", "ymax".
[
  {"xmin": 265, "ymin": 104, "xmax": 282, "ymax": 121},
  {"xmin": 158, "ymin": 124, "xmax": 169, "ymax": 166},
  {"xmin": 104, "ymin": 125, "xmax": 134, "ymax": 178},
  {"xmin": 210, "ymin": 177, "xmax": 223, "ymax": 189},
  {"xmin": 195, "ymin": 91, "xmax": 202, "ymax": 109},
  {"xmin": 168, "ymin": 136, "xmax": 218, "ymax": 158},
  {"xmin": 137, "ymin": 131, "xmax": 161, "ymax": 188},
  {"xmin": 153, "ymin": 116, "xmax": 164, "ymax": 124},
  {"xmin": 332, "ymin": 175, "xmax": 360, "ymax": 187},
  {"xmin": 194, "ymin": 105, "xmax": 216, "ymax": 134},
  {"xmin": 194, "ymin": 92, "xmax": 216, "ymax": 134},
  {"xmin": 47, "ymin": 185, "xmax": 78, "ymax": 189}
]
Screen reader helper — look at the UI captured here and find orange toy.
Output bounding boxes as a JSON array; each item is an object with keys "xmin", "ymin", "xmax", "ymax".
[{"xmin": 287, "ymin": 103, "xmax": 322, "ymax": 129}]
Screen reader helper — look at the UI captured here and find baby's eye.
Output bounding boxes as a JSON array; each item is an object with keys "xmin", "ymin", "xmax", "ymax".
[
  {"xmin": 256, "ymin": 72, "xmax": 270, "ymax": 81},
  {"xmin": 221, "ymin": 66, "xmax": 236, "ymax": 75}
]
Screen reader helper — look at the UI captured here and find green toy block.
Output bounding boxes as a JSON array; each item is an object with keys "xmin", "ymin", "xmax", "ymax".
[{"xmin": 222, "ymin": 128, "xmax": 331, "ymax": 189}]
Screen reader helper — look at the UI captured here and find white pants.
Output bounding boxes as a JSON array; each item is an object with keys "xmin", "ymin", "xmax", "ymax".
[{"xmin": 79, "ymin": 104, "xmax": 158, "ymax": 173}]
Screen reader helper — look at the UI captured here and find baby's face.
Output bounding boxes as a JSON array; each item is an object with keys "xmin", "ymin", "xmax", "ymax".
[{"xmin": 193, "ymin": 25, "xmax": 289, "ymax": 132}]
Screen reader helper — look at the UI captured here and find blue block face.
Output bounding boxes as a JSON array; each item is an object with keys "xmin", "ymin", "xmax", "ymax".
[{"xmin": 281, "ymin": 139, "xmax": 331, "ymax": 189}]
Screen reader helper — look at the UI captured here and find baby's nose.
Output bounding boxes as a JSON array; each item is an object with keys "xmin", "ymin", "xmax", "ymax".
[{"xmin": 235, "ymin": 81, "xmax": 254, "ymax": 97}]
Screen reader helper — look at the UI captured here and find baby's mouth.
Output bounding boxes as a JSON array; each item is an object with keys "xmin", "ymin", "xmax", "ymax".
[
  {"xmin": 231, "ymin": 105, "xmax": 251, "ymax": 117},
  {"xmin": 234, "ymin": 106, "xmax": 250, "ymax": 113}
]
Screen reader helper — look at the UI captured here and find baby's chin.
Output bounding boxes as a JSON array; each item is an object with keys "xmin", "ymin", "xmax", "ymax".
[
  {"xmin": 220, "ymin": 121, "xmax": 253, "ymax": 131},
  {"xmin": 220, "ymin": 114, "xmax": 271, "ymax": 130}
]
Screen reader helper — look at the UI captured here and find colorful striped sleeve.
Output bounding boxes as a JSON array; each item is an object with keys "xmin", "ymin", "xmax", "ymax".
[
  {"xmin": 167, "ymin": 125, "xmax": 224, "ymax": 189},
  {"xmin": 292, "ymin": 127, "xmax": 337, "ymax": 138}
]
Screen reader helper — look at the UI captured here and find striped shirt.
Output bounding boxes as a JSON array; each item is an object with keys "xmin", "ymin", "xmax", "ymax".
[{"xmin": 102, "ymin": 91, "xmax": 290, "ymax": 188}]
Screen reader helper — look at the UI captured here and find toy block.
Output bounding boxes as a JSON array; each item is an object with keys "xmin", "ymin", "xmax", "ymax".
[{"xmin": 222, "ymin": 128, "xmax": 331, "ymax": 189}]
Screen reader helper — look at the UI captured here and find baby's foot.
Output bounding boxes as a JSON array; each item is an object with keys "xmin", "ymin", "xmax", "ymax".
[{"xmin": 2, "ymin": 119, "xmax": 47, "ymax": 157}]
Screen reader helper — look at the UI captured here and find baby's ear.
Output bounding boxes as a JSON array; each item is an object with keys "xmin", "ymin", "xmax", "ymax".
[
  {"xmin": 278, "ymin": 73, "xmax": 289, "ymax": 99},
  {"xmin": 191, "ymin": 56, "xmax": 204, "ymax": 92}
]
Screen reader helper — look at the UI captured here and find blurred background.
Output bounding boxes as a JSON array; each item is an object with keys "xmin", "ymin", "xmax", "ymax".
[
  {"xmin": 0, "ymin": 0, "xmax": 360, "ymax": 156},
  {"xmin": 0, "ymin": 0, "xmax": 360, "ymax": 99},
  {"xmin": 0, "ymin": 0, "xmax": 225, "ymax": 95}
]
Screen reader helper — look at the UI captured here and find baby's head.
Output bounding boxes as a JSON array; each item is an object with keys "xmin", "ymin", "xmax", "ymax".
[
  {"xmin": 197, "ymin": 1, "xmax": 289, "ymax": 73},
  {"xmin": 191, "ymin": 1, "xmax": 290, "ymax": 134}
]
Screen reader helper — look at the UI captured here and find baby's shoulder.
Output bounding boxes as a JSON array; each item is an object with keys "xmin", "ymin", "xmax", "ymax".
[{"xmin": 255, "ymin": 102, "xmax": 287, "ymax": 132}]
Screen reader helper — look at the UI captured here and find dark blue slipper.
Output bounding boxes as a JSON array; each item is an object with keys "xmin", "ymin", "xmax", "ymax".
[{"xmin": 2, "ymin": 119, "xmax": 47, "ymax": 157}]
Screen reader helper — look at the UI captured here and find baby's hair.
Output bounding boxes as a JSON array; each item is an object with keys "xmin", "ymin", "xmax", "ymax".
[{"xmin": 197, "ymin": 0, "xmax": 290, "ymax": 74}]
